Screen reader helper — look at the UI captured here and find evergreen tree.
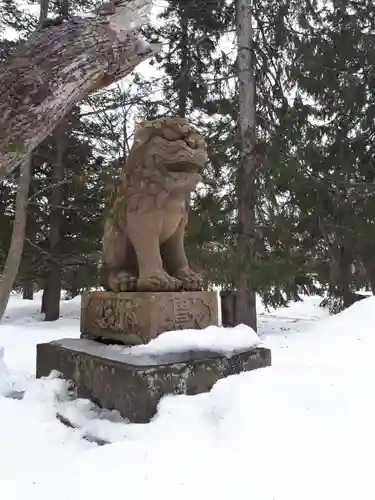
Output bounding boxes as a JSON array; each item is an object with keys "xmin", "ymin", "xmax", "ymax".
[{"xmin": 279, "ymin": 0, "xmax": 375, "ymax": 309}]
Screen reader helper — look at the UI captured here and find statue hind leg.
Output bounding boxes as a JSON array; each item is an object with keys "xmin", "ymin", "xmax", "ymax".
[{"xmin": 101, "ymin": 216, "xmax": 138, "ymax": 292}]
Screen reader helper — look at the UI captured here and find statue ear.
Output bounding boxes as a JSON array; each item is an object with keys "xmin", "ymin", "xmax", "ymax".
[
  {"xmin": 134, "ymin": 120, "xmax": 164, "ymax": 145},
  {"xmin": 133, "ymin": 123, "xmax": 152, "ymax": 145}
]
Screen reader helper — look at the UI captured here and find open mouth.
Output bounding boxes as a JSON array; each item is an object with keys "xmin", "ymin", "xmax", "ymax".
[{"xmin": 166, "ymin": 161, "xmax": 201, "ymax": 173}]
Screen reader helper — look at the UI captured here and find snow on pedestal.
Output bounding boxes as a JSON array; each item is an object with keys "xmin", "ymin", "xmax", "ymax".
[
  {"xmin": 117, "ymin": 324, "xmax": 261, "ymax": 358},
  {"xmin": 36, "ymin": 324, "xmax": 270, "ymax": 423}
]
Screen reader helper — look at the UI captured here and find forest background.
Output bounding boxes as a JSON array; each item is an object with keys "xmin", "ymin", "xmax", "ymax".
[{"xmin": 0, "ymin": 0, "xmax": 374, "ymax": 327}]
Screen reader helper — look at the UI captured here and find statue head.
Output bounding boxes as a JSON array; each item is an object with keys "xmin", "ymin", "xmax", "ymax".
[{"xmin": 125, "ymin": 117, "xmax": 208, "ymax": 190}]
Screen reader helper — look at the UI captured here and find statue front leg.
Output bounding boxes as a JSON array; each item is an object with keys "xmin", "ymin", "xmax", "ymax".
[
  {"xmin": 127, "ymin": 209, "xmax": 182, "ymax": 292},
  {"xmin": 161, "ymin": 216, "xmax": 204, "ymax": 291}
]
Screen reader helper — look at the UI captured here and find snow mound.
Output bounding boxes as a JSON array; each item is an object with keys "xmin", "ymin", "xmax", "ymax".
[
  {"xmin": 271, "ymin": 295, "xmax": 375, "ymax": 370},
  {"xmin": 2, "ymin": 294, "xmax": 375, "ymax": 500},
  {"xmin": 0, "ymin": 345, "xmax": 32, "ymax": 397},
  {"xmin": 319, "ymin": 294, "xmax": 375, "ymax": 333},
  {"xmin": 0, "ymin": 345, "xmax": 9, "ymax": 395},
  {"xmin": 124, "ymin": 324, "xmax": 260, "ymax": 357}
]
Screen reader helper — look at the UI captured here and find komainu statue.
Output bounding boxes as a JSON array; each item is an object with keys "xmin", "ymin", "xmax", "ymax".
[{"xmin": 101, "ymin": 117, "xmax": 209, "ymax": 292}]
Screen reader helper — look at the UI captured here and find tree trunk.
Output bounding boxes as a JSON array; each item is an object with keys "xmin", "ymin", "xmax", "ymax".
[
  {"xmin": 43, "ymin": 118, "xmax": 66, "ymax": 321},
  {"xmin": 39, "ymin": 0, "xmax": 50, "ymax": 24},
  {"xmin": 220, "ymin": 290, "xmax": 237, "ymax": 327},
  {"xmin": 21, "ymin": 206, "xmax": 35, "ymax": 301},
  {"xmin": 42, "ymin": 0, "xmax": 68, "ymax": 322},
  {"xmin": 21, "ymin": 150, "xmax": 36, "ymax": 301},
  {"xmin": 0, "ymin": 0, "xmax": 50, "ymax": 310},
  {"xmin": 22, "ymin": 280, "xmax": 34, "ymax": 300},
  {"xmin": 362, "ymin": 257, "xmax": 375, "ymax": 295},
  {"xmin": 0, "ymin": 0, "xmax": 159, "ymax": 179},
  {"xmin": 41, "ymin": 287, "xmax": 47, "ymax": 314},
  {"xmin": 234, "ymin": 0, "xmax": 257, "ymax": 331},
  {"xmin": 42, "ymin": 267, "xmax": 61, "ymax": 320},
  {"xmin": 0, "ymin": 157, "xmax": 32, "ymax": 320},
  {"xmin": 177, "ymin": 11, "xmax": 189, "ymax": 118},
  {"xmin": 338, "ymin": 247, "xmax": 353, "ymax": 309}
]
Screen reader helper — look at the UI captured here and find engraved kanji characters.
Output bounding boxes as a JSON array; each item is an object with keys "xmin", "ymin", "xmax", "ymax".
[{"xmin": 173, "ymin": 295, "xmax": 192, "ymax": 328}]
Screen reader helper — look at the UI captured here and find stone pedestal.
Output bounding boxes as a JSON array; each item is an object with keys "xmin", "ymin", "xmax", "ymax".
[
  {"xmin": 81, "ymin": 291, "xmax": 219, "ymax": 344},
  {"xmin": 36, "ymin": 338, "xmax": 272, "ymax": 423}
]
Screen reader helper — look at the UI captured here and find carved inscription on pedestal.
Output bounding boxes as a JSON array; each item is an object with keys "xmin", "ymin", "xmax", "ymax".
[
  {"xmin": 86, "ymin": 297, "xmax": 142, "ymax": 334},
  {"xmin": 81, "ymin": 291, "xmax": 219, "ymax": 345},
  {"xmin": 154, "ymin": 295, "xmax": 213, "ymax": 331},
  {"xmin": 81, "ymin": 293, "xmax": 149, "ymax": 344}
]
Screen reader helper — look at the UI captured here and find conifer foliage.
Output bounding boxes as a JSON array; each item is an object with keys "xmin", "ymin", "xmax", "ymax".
[{"xmin": 0, "ymin": 0, "xmax": 374, "ymax": 321}]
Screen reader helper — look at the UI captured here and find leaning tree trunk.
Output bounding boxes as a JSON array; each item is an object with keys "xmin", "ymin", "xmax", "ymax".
[
  {"xmin": 0, "ymin": 157, "xmax": 32, "ymax": 320},
  {"xmin": 234, "ymin": 0, "xmax": 257, "ymax": 331},
  {"xmin": 0, "ymin": 0, "xmax": 50, "ymax": 313},
  {"xmin": 0, "ymin": 0, "xmax": 159, "ymax": 179}
]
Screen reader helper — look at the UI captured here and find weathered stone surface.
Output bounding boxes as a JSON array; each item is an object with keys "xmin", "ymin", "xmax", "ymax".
[
  {"xmin": 101, "ymin": 117, "xmax": 209, "ymax": 293},
  {"xmin": 36, "ymin": 338, "xmax": 272, "ymax": 423},
  {"xmin": 80, "ymin": 290, "xmax": 219, "ymax": 344}
]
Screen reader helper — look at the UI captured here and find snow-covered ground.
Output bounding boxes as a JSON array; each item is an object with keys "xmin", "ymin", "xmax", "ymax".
[{"xmin": 1, "ymin": 292, "xmax": 375, "ymax": 500}]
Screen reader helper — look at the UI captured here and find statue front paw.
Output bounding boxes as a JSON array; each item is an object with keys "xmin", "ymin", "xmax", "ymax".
[
  {"xmin": 137, "ymin": 270, "xmax": 183, "ymax": 292},
  {"xmin": 173, "ymin": 267, "xmax": 204, "ymax": 291},
  {"xmin": 108, "ymin": 271, "xmax": 137, "ymax": 292}
]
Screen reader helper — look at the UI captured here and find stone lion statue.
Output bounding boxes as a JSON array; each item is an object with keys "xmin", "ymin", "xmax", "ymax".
[{"xmin": 101, "ymin": 117, "xmax": 209, "ymax": 292}]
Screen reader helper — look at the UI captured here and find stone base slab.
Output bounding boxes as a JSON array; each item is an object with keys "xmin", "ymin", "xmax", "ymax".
[
  {"xmin": 80, "ymin": 291, "xmax": 219, "ymax": 345},
  {"xmin": 36, "ymin": 338, "xmax": 272, "ymax": 423}
]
